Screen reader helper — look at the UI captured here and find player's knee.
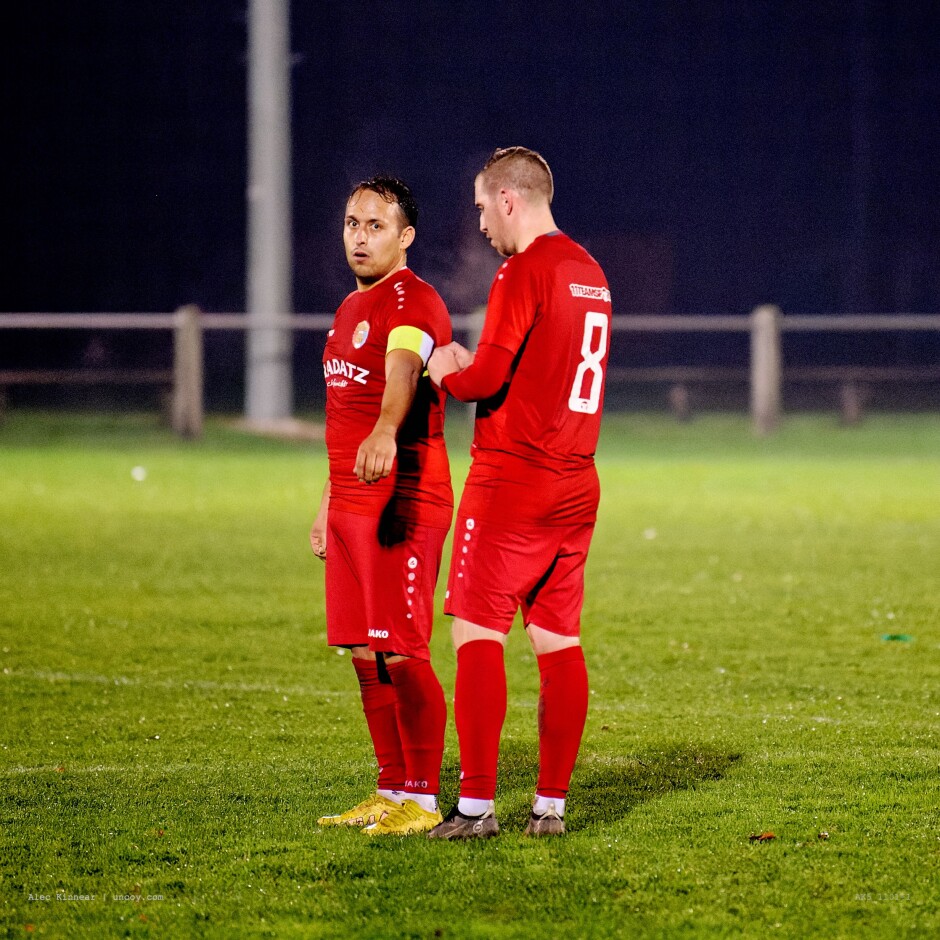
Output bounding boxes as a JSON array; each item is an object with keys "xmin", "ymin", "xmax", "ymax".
[
  {"xmin": 451, "ymin": 618, "xmax": 506, "ymax": 650},
  {"xmin": 525, "ymin": 623, "xmax": 581, "ymax": 656}
]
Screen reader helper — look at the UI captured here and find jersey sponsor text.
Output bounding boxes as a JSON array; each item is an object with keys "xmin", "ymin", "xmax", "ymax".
[
  {"xmin": 324, "ymin": 357, "xmax": 369, "ymax": 385},
  {"xmin": 569, "ymin": 283, "xmax": 611, "ymax": 303}
]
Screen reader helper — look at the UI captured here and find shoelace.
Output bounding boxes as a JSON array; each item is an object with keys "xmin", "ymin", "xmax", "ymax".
[{"xmin": 379, "ymin": 799, "xmax": 426, "ymax": 826}]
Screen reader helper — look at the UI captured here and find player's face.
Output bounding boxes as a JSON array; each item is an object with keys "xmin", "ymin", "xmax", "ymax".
[
  {"xmin": 344, "ymin": 189, "xmax": 415, "ymax": 288},
  {"xmin": 474, "ymin": 175, "xmax": 513, "ymax": 257}
]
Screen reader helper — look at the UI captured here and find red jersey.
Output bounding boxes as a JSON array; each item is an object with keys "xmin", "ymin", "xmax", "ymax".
[
  {"xmin": 323, "ymin": 267, "xmax": 453, "ymax": 529},
  {"xmin": 462, "ymin": 231, "xmax": 611, "ymax": 525}
]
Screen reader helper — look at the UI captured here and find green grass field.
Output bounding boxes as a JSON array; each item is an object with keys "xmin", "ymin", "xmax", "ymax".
[{"xmin": 1, "ymin": 410, "xmax": 938, "ymax": 938}]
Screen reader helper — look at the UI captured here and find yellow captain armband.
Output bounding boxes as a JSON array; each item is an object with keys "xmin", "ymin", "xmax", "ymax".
[{"xmin": 387, "ymin": 325, "xmax": 435, "ymax": 366}]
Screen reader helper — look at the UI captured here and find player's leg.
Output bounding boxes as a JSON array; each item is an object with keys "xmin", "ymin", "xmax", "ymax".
[
  {"xmin": 459, "ymin": 621, "xmax": 510, "ymax": 801},
  {"xmin": 452, "ymin": 619, "xmax": 508, "ymax": 811},
  {"xmin": 317, "ymin": 511, "xmax": 405, "ymax": 827},
  {"xmin": 521, "ymin": 523, "xmax": 595, "ymax": 836},
  {"xmin": 362, "ymin": 651, "xmax": 447, "ymax": 835},
  {"xmin": 430, "ymin": 517, "xmax": 551, "ymax": 840},
  {"xmin": 361, "ymin": 523, "xmax": 449, "ymax": 836},
  {"xmin": 523, "ymin": 629, "xmax": 587, "ymax": 835},
  {"xmin": 351, "ymin": 648, "xmax": 407, "ymax": 795},
  {"xmin": 426, "ymin": 619, "xmax": 505, "ymax": 840}
]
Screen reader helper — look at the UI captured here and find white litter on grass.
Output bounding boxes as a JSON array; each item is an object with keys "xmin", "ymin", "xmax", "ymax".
[
  {"xmin": 131, "ymin": 466, "xmax": 147, "ymax": 482},
  {"xmin": 643, "ymin": 527, "xmax": 657, "ymax": 540}
]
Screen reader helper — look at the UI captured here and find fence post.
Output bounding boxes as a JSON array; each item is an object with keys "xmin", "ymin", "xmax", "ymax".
[
  {"xmin": 839, "ymin": 380, "xmax": 865, "ymax": 425},
  {"xmin": 172, "ymin": 304, "xmax": 204, "ymax": 439},
  {"xmin": 750, "ymin": 304, "xmax": 782, "ymax": 436}
]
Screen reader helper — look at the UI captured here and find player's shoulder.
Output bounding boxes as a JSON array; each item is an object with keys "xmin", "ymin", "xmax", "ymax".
[
  {"xmin": 491, "ymin": 240, "xmax": 549, "ymax": 296},
  {"xmin": 528, "ymin": 233, "xmax": 610, "ymax": 306},
  {"xmin": 539, "ymin": 230, "xmax": 598, "ymax": 264},
  {"xmin": 567, "ymin": 235, "xmax": 601, "ymax": 268},
  {"xmin": 513, "ymin": 231, "xmax": 583, "ymax": 268},
  {"xmin": 501, "ymin": 232, "xmax": 587, "ymax": 284},
  {"xmin": 400, "ymin": 267, "xmax": 442, "ymax": 297},
  {"xmin": 545, "ymin": 232, "xmax": 607, "ymax": 284},
  {"xmin": 398, "ymin": 268, "xmax": 449, "ymax": 312},
  {"xmin": 336, "ymin": 288, "xmax": 361, "ymax": 314}
]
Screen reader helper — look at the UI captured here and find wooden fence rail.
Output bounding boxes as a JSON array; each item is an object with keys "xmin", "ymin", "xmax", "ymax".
[{"xmin": 1, "ymin": 307, "xmax": 939, "ymax": 438}]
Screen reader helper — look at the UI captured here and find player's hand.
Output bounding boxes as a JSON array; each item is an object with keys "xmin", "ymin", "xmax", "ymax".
[
  {"xmin": 447, "ymin": 341, "xmax": 475, "ymax": 370},
  {"xmin": 310, "ymin": 480, "xmax": 330, "ymax": 561},
  {"xmin": 309, "ymin": 519, "xmax": 327, "ymax": 561},
  {"xmin": 355, "ymin": 429, "xmax": 396, "ymax": 483},
  {"xmin": 428, "ymin": 345, "xmax": 460, "ymax": 387}
]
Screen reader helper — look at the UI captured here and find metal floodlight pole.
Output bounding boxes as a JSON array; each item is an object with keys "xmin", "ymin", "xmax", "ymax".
[{"xmin": 245, "ymin": 0, "xmax": 293, "ymax": 420}]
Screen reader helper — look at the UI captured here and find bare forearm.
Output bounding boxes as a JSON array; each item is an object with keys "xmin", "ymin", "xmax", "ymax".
[
  {"xmin": 355, "ymin": 348, "xmax": 422, "ymax": 483},
  {"xmin": 310, "ymin": 478, "xmax": 331, "ymax": 559},
  {"xmin": 374, "ymin": 356, "xmax": 420, "ymax": 434}
]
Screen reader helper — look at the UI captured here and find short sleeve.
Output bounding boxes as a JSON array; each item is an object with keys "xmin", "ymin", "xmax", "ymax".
[
  {"xmin": 387, "ymin": 274, "xmax": 450, "ymax": 348},
  {"xmin": 387, "ymin": 325, "xmax": 434, "ymax": 365}
]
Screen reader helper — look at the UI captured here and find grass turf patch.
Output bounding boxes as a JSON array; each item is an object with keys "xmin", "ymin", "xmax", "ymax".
[{"xmin": 1, "ymin": 410, "xmax": 938, "ymax": 937}]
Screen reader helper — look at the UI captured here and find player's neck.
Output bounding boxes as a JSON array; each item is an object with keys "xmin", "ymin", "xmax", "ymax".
[
  {"xmin": 355, "ymin": 257, "xmax": 408, "ymax": 292},
  {"xmin": 514, "ymin": 211, "xmax": 558, "ymax": 255}
]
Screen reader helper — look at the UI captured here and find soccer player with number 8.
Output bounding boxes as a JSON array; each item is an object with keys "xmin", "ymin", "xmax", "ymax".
[{"xmin": 427, "ymin": 147, "xmax": 611, "ymax": 839}]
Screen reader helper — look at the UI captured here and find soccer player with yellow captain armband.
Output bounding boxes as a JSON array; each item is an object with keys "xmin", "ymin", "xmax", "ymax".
[{"xmin": 311, "ymin": 177, "xmax": 453, "ymax": 835}]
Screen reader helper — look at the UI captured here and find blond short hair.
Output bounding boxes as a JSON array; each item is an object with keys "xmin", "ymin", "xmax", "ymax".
[{"xmin": 478, "ymin": 147, "xmax": 554, "ymax": 204}]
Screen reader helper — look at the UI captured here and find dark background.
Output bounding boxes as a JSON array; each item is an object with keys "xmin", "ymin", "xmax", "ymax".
[{"xmin": 3, "ymin": 1, "xmax": 939, "ymax": 404}]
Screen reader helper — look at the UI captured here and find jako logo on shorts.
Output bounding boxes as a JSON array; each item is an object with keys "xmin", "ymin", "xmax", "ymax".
[{"xmin": 368, "ymin": 628, "xmax": 389, "ymax": 639}]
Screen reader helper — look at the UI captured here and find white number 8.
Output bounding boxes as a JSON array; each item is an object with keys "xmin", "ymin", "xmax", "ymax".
[{"xmin": 567, "ymin": 311, "xmax": 608, "ymax": 414}]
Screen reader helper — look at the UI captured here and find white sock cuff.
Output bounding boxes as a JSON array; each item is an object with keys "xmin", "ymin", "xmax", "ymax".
[
  {"xmin": 457, "ymin": 797, "xmax": 494, "ymax": 817},
  {"xmin": 406, "ymin": 793, "xmax": 439, "ymax": 812},
  {"xmin": 533, "ymin": 795, "xmax": 565, "ymax": 817}
]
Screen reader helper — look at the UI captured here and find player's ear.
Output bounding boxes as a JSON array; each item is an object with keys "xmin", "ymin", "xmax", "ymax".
[
  {"xmin": 400, "ymin": 225, "xmax": 416, "ymax": 251},
  {"xmin": 499, "ymin": 188, "xmax": 513, "ymax": 216}
]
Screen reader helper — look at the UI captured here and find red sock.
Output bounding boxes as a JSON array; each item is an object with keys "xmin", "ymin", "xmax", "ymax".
[
  {"xmin": 455, "ymin": 640, "xmax": 507, "ymax": 800},
  {"xmin": 386, "ymin": 657, "xmax": 446, "ymax": 794},
  {"xmin": 535, "ymin": 646, "xmax": 588, "ymax": 799},
  {"xmin": 353, "ymin": 658, "xmax": 405, "ymax": 791}
]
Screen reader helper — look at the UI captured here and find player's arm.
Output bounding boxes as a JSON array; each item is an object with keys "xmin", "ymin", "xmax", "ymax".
[
  {"xmin": 432, "ymin": 342, "xmax": 515, "ymax": 403},
  {"xmin": 432, "ymin": 259, "xmax": 533, "ymax": 401},
  {"xmin": 428, "ymin": 341, "xmax": 471, "ymax": 386},
  {"xmin": 354, "ymin": 330, "xmax": 427, "ymax": 483},
  {"xmin": 428, "ymin": 340, "xmax": 475, "ymax": 374},
  {"xmin": 309, "ymin": 478, "xmax": 330, "ymax": 561}
]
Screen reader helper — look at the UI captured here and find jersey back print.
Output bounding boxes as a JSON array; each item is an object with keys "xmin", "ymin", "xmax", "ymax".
[{"xmin": 463, "ymin": 232, "xmax": 611, "ymax": 526}]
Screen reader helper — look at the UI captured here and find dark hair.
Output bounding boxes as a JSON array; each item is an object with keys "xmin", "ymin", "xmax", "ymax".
[{"xmin": 348, "ymin": 176, "xmax": 418, "ymax": 230}]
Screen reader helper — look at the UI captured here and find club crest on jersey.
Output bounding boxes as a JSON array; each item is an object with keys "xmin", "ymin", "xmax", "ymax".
[{"xmin": 352, "ymin": 320, "xmax": 370, "ymax": 349}]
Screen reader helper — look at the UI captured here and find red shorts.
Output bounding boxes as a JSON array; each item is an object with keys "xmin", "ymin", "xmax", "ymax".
[
  {"xmin": 444, "ymin": 514, "xmax": 596, "ymax": 635},
  {"xmin": 325, "ymin": 509, "xmax": 449, "ymax": 660}
]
